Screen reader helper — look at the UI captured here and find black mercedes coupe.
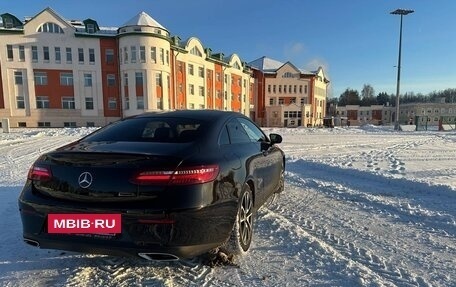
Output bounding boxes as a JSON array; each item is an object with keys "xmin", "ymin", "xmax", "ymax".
[{"xmin": 18, "ymin": 110, "xmax": 285, "ymax": 260}]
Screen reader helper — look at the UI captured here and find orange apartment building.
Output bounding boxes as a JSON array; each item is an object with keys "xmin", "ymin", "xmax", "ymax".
[
  {"xmin": 249, "ymin": 56, "xmax": 330, "ymax": 127},
  {"xmin": 0, "ymin": 8, "xmax": 253, "ymax": 127}
]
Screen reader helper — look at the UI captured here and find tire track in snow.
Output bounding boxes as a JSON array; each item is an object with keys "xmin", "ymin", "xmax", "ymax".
[
  {"xmin": 281, "ymin": 162, "xmax": 454, "ymax": 286},
  {"xmin": 63, "ymin": 255, "xmax": 217, "ymax": 287},
  {"xmin": 263, "ymin": 184, "xmax": 433, "ymax": 287},
  {"xmin": 0, "ymin": 133, "xmax": 80, "ymax": 186}
]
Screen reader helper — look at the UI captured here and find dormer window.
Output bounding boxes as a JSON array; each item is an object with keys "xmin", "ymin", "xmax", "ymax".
[
  {"xmin": 87, "ymin": 23, "xmax": 95, "ymax": 33},
  {"xmin": 38, "ymin": 22, "xmax": 64, "ymax": 34},
  {"xmin": 4, "ymin": 17, "xmax": 13, "ymax": 28},
  {"xmin": 83, "ymin": 19, "xmax": 99, "ymax": 34},
  {"xmin": 1, "ymin": 13, "xmax": 23, "ymax": 29},
  {"xmin": 233, "ymin": 62, "xmax": 241, "ymax": 69}
]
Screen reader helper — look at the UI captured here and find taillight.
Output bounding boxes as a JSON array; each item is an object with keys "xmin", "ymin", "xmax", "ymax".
[
  {"xmin": 134, "ymin": 165, "xmax": 219, "ymax": 185},
  {"xmin": 27, "ymin": 166, "xmax": 52, "ymax": 181}
]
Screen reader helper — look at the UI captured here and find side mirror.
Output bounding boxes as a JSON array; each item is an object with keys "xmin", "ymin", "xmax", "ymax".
[{"xmin": 269, "ymin": 133, "xmax": 282, "ymax": 144}]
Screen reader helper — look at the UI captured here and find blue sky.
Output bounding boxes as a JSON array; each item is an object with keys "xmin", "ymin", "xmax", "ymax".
[{"xmin": 2, "ymin": 0, "xmax": 456, "ymax": 98}]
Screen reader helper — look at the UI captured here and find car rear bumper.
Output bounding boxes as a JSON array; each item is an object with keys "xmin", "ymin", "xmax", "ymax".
[{"xmin": 19, "ymin": 194, "xmax": 237, "ymax": 259}]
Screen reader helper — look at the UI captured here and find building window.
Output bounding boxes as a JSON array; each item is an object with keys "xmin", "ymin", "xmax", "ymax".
[
  {"xmin": 54, "ymin": 47, "xmax": 61, "ymax": 63},
  {"xmin": 279, "ymin": 98, "xmax": 284, "ymax": 105},
  {"xmin": 43, "ymin": 46, "xmax": 50, "ymax": 62},
  {"xmin": 135, "ymin": 72, "xmax": 143, "ymax": 86},
  {"xmin": 32, "ymin": 46, "xmax": 38, "ymax": 62},
  {"xmin": 66, "ymin": 47, "xmax": 72, "ymax": 63},
  {"xmin": 64, "ymin": 122, "xmax": 77, "ymax": 128},
  {"xmin": 7, "ymin": 45, "xmax": 13, "ymax": 60},
  {"xmin": 85, "ymin": 23, "xmax": 95, "ymax": 33},
  {"xmin": 4, "ymin": 17, "xmax": 13, "ymax": 28},
  {"xmin": 60, "ymin": 73, "xmax": 74, "ymax": 86},
  {"xmin": 137, "ymin": 96, "xmax": 144, "ymax": 109},
  {"xmin": 189, "ymin": 84, "xmax": 194, "ymax": 95},
  {"xmin": 62, "ymin": 97, "xmax": 75, "ymax": 109},
  {"xmin": 38, "ymin": 122, "xmax": 51, "ymax": 127},
  {"xmin": 166, "ymin": 50, "xmax": 169, "ymax": 65},
  {"xmin": 86, "ymin": 122, "xmax": 95, "ymax": 127},
  {"xmin": 198, "ymin": 67, "xmax": 204, "ymax": 78},
  {"xmin": 190, "ymin": 46, "xmax": 202, "ymax": 56},
  {"xmin": 124, "ymin": 46, "xmax": 128, "ymax": 63},
  {"xmin": 139, "ymin": 46, "xmax": 146, "ymax": 63},
  {"xmin": 108, "ymin": 98, "xmax": 117, "ymax": 110},
  {"xmin": 84, "ymin": 73, "xmax": 92, "ymax": 87},
  {"xmin": 130, "ymin": 46, "xmax": 137, "ymax": 63},
  {"xmin": 305, "ymin": 85, "xmax": 308, "ymax": 94},
  {"xmin": 124, "ymin": 97, "xmax": 130, "ymax": 109},
  {"xmin": 150, "ymin": 47, "xmax": 156, "ymax": 63},
  {"xmin": 19, "ymin": 45, "xmax": 25, "ymax": 61},
  {"xmin": 36, "ymin": 96, "xmax": 50, "ymax": 108},
  {"xmin": 189, "ymin": 103, "xmax": 195, "ymax": 109},
  {"xmin": 279, "ymin": 85, "xmax": 282, "ymax": 93},
  {"xmin": 268, "ymin": 85, "xmax": 271, "ymax": 93},
  {"xmin": 14, "ymin": 71, "xmax": 23, "ymax": 85},
  {"xmin": 269, "ymin": 98, "xmax": 274, "ymax": 105},
  {"xmin": 300, "ymin": 98, "xmax": 305, "ymax": 105},
  {"xmin": 199, "ymin": 86, "xmax": 205, "ymax": 97},
  {"xmin": 18, "ymin": 122, "xmax": 27, "ymax": 127},
  {"xmin": 34, "ymin": 72, "xmax": 48, "ymax": 85},
  {"xmin": 159, "ymin": 48, "xmax": 164, "ymax": 64},
  {"xmin": 89, "ymin": 48, "xmax": 95, "ymax": 63},
  {"xmin": 38, "ymin": 22, "xmax": 64, "ymax": 33},
  {"xmin": 107, "ymin": 74, "xmax": 116, "ymax": 86},
  {"xmin": 124, "ymin": 73, "xmax": 128, "ymax": 86},
  {"xmin": 156, "ymin": 73, "xmax": 162, "ymax": 86},
  {"xmin": 105, "ymin": 49, "xmax": 114, "ymax": 64},
  {"xmin": 85, "ymin": 97, "xmax": 94, "ymax": 110},
  {"xmin": 188, "ymin": 64, "xmax": 194, "ymax": 75},
  {"xmin": 78, "ymin": 48, "xmax": 84, "ymax": 63},
  {"xmin": 16, "ymin": 96, "xmax": 25, "ymax": 109}
]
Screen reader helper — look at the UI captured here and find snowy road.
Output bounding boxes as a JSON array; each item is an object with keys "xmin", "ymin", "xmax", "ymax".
[{"xmin": 0, "ymin": 126, "xmax": 455, "ymax": 286}]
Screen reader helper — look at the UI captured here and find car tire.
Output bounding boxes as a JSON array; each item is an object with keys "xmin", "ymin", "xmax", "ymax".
[{"xmin": 221, "ymin": 183, "xmax": 254, "ymax": 255}]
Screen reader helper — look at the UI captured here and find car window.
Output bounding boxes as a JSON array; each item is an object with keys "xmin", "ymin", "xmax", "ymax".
[
  {"xmin": 218, "ymin": 126, "xmax": 230, "ymax": 145},
  {"xmin": 226, "ymin": 119, "xmax": 251, "ymax": 144},
  {"xmin": 237, "ymin": 118, "xmax": 266, "ymax": 142},
  {"xmin": 83, "ymin": 117, "xmax": 204, "ymax": 143}
]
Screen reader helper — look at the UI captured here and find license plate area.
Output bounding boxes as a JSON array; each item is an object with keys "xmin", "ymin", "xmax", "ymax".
[{"xmin": 47, "ymin": 214, "xmax": 122, "ymax": 234}]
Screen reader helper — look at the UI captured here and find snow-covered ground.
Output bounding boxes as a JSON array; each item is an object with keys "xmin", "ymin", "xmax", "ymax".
[{"xmin": 0, "ymin": 125, "xmax": 455, "ymax": 287}]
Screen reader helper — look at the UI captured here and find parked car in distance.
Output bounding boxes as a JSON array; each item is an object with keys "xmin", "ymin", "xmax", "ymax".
[{"xmin": 18, "ymin": 110, "xmax": 285, "ymax": 261}]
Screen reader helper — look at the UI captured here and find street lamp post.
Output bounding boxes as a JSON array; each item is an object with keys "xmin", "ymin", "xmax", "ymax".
[{"xmin": 391, "ymin": 8, "xmax": 414, "ymax": 131}]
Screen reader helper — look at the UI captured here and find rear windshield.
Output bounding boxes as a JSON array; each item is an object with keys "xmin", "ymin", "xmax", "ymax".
[{"xmin": 83, "ymin": 117, "xmax": 206, "ymax": 143}]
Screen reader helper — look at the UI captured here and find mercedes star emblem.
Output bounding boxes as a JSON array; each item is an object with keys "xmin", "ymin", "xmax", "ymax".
[{"xmin": 78, "ymin": 172, "xmax": 93, "ymax": 189}]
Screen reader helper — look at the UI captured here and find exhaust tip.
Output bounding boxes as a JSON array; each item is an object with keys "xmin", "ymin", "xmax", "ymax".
[
  {"xmin": 138, "ymin": 252, "xmax": 179, "ymax": 261},
  {"xmin": 24, "ymin": 238, "xmax": 40, "ymax": 248}
]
